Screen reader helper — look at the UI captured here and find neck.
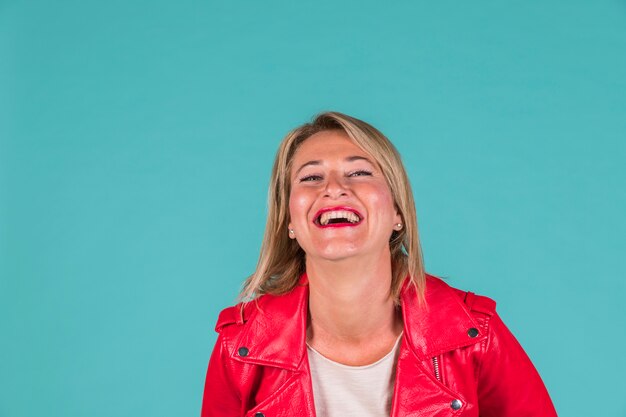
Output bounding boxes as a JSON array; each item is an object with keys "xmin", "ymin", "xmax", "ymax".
[{"xmin": 305, "ymin": 250, "xmax": 402, "ymax": 344}]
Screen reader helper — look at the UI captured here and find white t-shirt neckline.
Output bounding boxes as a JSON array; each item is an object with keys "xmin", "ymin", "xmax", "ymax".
[{"xmin": 306, "ymin": 333, "xmax": 403, "ymax": 417}]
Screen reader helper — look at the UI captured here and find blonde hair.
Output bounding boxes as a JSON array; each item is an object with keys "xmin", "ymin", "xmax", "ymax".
[{"xmin": 241, "ymin": 111, "xmax": 425, "ymax": 303}]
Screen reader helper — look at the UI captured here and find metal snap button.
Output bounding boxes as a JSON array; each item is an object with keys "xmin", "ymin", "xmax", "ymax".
[
  {"xmin": 254, "ymin": 413, "xmax": 265, "ymax": 417},
  {"xmin": 451, "ymin": 399, "xmax": 462, "ymax": 410},
  {"xmin": 468, "ymin": 327, "xmax": 479, "ymax": 338},
  {"xmin": 238, "ymin": 347, "xmax": 249, "ymax": 357}
]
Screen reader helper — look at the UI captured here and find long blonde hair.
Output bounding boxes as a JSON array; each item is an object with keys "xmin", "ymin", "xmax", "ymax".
[{"xmin": 241, "ymin": 111, "xmax": 425, "ymax": 303}]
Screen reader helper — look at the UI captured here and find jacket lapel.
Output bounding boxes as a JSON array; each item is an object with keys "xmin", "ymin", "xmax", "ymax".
[{"xmin": 392, "ymin": 338, "xmax": 468, "ymax": 417}]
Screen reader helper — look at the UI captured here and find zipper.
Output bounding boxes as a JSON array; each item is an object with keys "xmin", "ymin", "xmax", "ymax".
[{"xmin": 432, "ymin": 356, "xmax": 441, "ymax": 382}]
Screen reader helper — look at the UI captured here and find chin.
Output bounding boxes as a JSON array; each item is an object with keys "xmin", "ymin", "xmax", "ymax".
[{"xmin": 313, "ymin": 243, "xmax": 361, "ymax": 261}]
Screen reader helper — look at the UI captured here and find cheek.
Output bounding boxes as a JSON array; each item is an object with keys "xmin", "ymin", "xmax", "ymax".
[
  {"xmin": 288, "ymin": 191, "xmax": 308, "ymax": 223},
  {"xmin": 370, "ymin": 184, "xmax": 395, "ymax": 210}
]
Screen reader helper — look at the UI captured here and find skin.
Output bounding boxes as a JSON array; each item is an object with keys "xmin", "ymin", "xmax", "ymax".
[{"xmin": 288, "ymin": 130, "xmax": 404, "ymax": 366}]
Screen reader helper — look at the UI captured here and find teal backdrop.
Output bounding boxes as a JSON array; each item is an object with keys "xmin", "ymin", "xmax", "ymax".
[{"xmin": 1, "ymin": 1, "xmax": 625, "ymax": 416}]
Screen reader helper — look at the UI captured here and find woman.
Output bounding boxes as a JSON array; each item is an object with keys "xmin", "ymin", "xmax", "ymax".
[{"xmin": 201, "ymin": 112, "xmax": 557, "ymax": 417}]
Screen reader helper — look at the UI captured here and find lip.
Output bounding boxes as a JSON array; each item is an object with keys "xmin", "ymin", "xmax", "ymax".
[{"xmin": 312, "ymin": 206, "xmax": 363, "ymax": 228}]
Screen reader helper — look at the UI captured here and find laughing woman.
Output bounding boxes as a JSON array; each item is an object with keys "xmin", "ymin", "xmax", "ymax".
[{"xmin": 201, "ymin": 112, "xmax": 557, "ymax": 417}]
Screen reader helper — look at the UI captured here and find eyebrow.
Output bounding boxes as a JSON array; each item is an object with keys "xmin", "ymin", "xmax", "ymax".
[{"xmin": 293, "ymin": 155, "xmax": 373, "ymax": 177}]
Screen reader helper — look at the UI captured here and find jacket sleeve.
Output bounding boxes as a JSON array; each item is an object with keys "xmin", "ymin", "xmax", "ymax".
[
  {"xmin": 477, "ymin": 312, "xmax": 558, "ymax": 417},
  {"xmin": 201, "ymin": 333, "xmax": 241, "ymax": 417}
]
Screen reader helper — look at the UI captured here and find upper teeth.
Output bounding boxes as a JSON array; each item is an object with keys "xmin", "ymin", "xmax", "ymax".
[{"xmin": 319, "ymin": 210, "xmax": 360, "ymax": 225}]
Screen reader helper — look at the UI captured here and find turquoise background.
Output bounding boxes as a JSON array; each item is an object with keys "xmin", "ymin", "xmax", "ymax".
[{"xmin": 1, "ymin": 1, "xmax": 625, "ymax": 416}]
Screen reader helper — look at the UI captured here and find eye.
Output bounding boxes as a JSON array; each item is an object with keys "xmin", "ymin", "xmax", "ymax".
[
  {"xmin": 348, "ymin": 170, "xmax": 373, "ymax": 177},
  {"xmin": 299, "ymin": 174, "xmax": 323, "ymax": 182}
]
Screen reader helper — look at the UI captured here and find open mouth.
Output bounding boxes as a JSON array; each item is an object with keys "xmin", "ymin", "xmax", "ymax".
[{"xmin": 314, "ymin": 208, "xmax": 363, "ymax": 227}]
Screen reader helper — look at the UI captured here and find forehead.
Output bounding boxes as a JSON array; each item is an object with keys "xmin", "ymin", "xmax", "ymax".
[{"xmin": 292, "ymin": 130, "xmax": 371, "ymax": 163}]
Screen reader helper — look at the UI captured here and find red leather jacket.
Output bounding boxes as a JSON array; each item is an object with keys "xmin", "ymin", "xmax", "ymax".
[{"xmin": 202, "ymin": 274, "xmax": 557, "ymax": 417}]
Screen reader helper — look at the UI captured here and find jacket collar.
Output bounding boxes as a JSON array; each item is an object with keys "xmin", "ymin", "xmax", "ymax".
[
  {"xmin": 400, "ymin": 274, "xmax": 487, "ymax": 359},
  {"xmin": 230, "ymin": 278, "xmax": 309, "ymax": 370},
  {"xmin": 231, "ymin": 273, "xmax": 485, "ymax": 369}
]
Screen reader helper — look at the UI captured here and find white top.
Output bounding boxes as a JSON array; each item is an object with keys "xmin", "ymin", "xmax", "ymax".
[{"xmin": 306, "ymin": 334, "xmax": 402, "ymax": 417}]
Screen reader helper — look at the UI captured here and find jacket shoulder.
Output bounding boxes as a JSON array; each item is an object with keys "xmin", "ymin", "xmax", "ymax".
[
  {"xmin": 425, "ymin": 273, "xmax": 497, "ymax": 316},
  {"xmin": 462, "ymin": 290, "xmax": 497, "ymax": 316},
  {"xmin": 214, "ymin": 294, "xmax": 271, "ymax": 334},
  {"xmin": 447, "ymin": 285, "xmax": 497, "ymax": 317},
  {"xmin": 215, "ymin": 304, "xmax": 245, "ymax": 333}
]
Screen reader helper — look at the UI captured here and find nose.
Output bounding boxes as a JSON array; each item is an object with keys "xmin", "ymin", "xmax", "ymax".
[{"xmin": 323, "ymin": 172, "xmax": 349, "ymax": 198}]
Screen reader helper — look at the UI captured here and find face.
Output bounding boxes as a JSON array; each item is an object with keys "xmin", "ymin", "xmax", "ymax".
[{"xmin": 287, "ymin": 130, "xmax": 402, "ymax": 263}]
